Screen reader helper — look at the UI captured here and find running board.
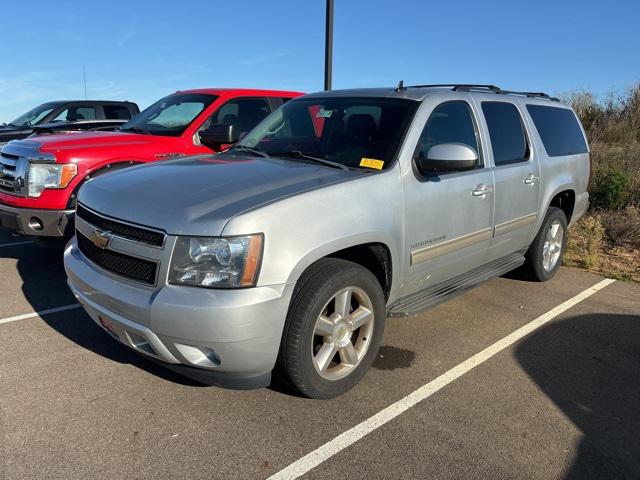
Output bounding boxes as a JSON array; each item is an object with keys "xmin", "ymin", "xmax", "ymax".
[{"xmin": 388, "ymin": 252, "xmax": 526, "ymax": 317}]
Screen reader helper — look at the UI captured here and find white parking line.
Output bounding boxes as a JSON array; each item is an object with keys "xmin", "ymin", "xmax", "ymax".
[
  {"xmin": 0, "ymin": 304, "xmax": 81, "ymax": 326},
  {"xmin": 0, "ymin": 240, "xmax": 34, "ymax": 248},
  {"xmin": 268, "ymin": 277, "xmax": 616, "ymax": 480}
]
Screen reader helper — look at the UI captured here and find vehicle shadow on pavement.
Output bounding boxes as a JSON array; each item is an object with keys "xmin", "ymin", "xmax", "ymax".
[
  {"xmin": 12, "ymin": 244, "xmax": 204, "ymax": 387},
  {"xmin": 515, "ymin": 313, "xmax": 640, "ymax": 479}
]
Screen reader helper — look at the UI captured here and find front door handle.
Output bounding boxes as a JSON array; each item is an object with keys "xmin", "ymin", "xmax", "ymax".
[
  {"xmin": 523, "ymin": 173, "xmax": 539, "ymax": 185},
  {"xmin": 471, "ymin": 184, "xmax": 493, "ymax": 197}
]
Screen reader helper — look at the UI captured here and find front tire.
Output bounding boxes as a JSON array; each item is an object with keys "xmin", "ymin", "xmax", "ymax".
[
  {"xmin": 524, "ymin": 207, "xmax": 568, "ymax": 282},
  {"xmin": 280, "ymin": 258, "xmax": 386, "ymax": 399}
]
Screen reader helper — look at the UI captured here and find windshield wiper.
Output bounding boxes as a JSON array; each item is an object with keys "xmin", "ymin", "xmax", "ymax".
[
  {"xmin": 121, "ymin": 126, "xmax": 151, "ymax": 135},
  {"xmin": 228, "ymin": 145, "xmax": 270, "ymax": 158},
  {"xmin": 272, "ymin": 150, "xmax": 350, "ymax": 171}
]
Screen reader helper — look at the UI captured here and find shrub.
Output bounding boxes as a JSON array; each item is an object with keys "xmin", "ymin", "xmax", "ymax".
[
  {"xmin": 590, "ymin": 168, "xmax": 631, "ymax": 209},
  {"xmin": 589, "ymin": 144, "xmax": 639, "ymax": 208},
  {"xmin": 567, "ymin": 85, "xmax": 640, "ymax": 144}
]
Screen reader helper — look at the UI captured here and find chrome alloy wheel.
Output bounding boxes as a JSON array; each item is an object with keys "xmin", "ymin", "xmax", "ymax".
[
  {"xmin": 542, "ymin": 219, "xmax": 564, "ymax": 271},
  {"xmin": 311, "ymin": 286, "xmax": 375, "ymax": 381}
]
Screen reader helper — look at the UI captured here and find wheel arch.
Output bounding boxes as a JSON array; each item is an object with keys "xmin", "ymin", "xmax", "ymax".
[
  {"xmin": 66, "ymin": 159, "xmax": 144, "ymax": 209},
  {"xmin": 286, "ymin": 236, "xmax": 397, "ymax": 303},
  {"xmin": 548, "ymin": 189, "xmax": 576, "ymax": 224},
  {"xmin": 538, "ymin": 180, "xmax": 577, "ymax": 231}
]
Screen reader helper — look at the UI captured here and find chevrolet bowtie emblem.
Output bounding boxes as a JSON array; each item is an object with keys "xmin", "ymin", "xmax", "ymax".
[{"xmin": 89, "ymin": 229, "xmax": 111, "ymax": 249}]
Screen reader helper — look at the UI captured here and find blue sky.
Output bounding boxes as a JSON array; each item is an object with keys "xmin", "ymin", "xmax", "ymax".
[{"xmin": 1, "ymin": 0, "xmax": 638, "ymax": 122}]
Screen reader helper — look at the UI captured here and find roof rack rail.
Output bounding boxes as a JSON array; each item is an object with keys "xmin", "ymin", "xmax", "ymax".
[
  {"xmin": 397, "ymin": 83, "xmax": 560, "ymax": 102},
  {"xmin": 402, "ymin": 84, "xmax": 502, "ymax": 92},
  {"xmin": 499, "ymin": 90, "xmax": 561, "ymax": 102}
]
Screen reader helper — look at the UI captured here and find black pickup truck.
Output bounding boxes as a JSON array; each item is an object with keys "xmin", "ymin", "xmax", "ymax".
[{"xmin": 0, "ymin": 100, "xmax": 139, "ymax": 145}]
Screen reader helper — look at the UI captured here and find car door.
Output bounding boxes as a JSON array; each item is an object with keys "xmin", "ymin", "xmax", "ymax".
[
  {"xmin": 402, "ymin": 99, "xmax": 495, "ymax": 294},
  {"xmin": 474, "ymin": 99, "xmax": 541, "ymax": 260},
  {"xmin": 191, "ymin": 96, "xmax": 272, "ymax": 153}
]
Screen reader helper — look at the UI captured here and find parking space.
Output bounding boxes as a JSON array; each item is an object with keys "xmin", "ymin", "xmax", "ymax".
[{"xmin": 1, "ymin": 242, "xmax": 638, "ymax": 479}]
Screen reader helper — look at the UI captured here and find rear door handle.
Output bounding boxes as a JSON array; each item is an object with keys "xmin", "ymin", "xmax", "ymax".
[
  {"xmin": 523, "ymin": 173, "xmax": 539, "ymax": 185},
  {"xmin": 471, "ymin": 184, "xmax": 493, "ymax": 197}
]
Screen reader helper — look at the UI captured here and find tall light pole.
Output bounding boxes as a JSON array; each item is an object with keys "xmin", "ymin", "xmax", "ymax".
[
  {"xmin": 324, "ymin": 0, "xmax": 334, "ymax": 91},
  {"xmin": 83, "ymin": 65, "xmax": 87, "ymax": 99}
]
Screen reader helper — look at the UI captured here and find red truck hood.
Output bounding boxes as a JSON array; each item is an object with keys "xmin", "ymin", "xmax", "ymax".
[{"xmin": 21, "ymin": 131, "xmax": 176, "ymax": 154}]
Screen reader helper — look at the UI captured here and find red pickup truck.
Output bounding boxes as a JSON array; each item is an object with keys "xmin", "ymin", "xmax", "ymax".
[{"xmin": 0, "ymin": 88, "xmax": 302, "ymax": 243}]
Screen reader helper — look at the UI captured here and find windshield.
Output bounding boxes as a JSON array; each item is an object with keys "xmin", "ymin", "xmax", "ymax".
[
  {"xmin": 10, "ymin": 102, "xmax": 60, "ymax": 127},
  {"xmin": 120, "ymin": 93, "xmax": 217, "ymax": 137},
  {"xmin": 237, "ymin": 96, "xmax": 417, "ymax": 170}
]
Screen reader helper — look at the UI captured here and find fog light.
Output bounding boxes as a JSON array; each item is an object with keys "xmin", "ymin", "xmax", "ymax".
[
  {"xmin": 29, "ymin": 217, "xmax": 43, "ymax": 231},
  {"xmin": 175, "ymin": 343, "xmax": 221, "ymax": 367}
]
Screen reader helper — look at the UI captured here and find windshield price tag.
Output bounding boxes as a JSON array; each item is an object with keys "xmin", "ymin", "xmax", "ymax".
[
  {"xmin": 359, "ymin": 158, "xmax": 384, "ymax": 170},
  {"xmin": 316, "ymin": 108, "xmax": 333, "ymax": 118}
]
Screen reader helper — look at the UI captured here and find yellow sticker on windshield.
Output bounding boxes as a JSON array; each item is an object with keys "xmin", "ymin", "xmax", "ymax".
[{"xmin": 359, "ymin": 158, "xmax": 384, "ymax": 170}]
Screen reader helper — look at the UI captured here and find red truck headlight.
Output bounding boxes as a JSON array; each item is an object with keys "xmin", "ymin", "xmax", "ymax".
[{"xmin": 27, "ymin": 163, "xmax": 77, "ymax": 198}]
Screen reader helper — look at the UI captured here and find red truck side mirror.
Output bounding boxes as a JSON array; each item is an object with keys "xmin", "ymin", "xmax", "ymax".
[{"xmin": 199, "ymin": 124, "xmax": 238, "ymax": 150}]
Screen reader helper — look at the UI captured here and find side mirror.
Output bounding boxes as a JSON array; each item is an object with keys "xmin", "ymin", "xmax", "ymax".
[
  {"xmin": 199, "ymin": 124, "xmax": 238, "ymax": 150},
  {"xmin": 416, "ymin": 143, "xmax": 478, "ymax": 175}
]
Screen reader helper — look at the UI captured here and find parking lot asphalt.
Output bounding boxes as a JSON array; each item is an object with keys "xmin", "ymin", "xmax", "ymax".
[{"xmin": 1, "ymin": 228, "xmax": 638, "ymax": 480}]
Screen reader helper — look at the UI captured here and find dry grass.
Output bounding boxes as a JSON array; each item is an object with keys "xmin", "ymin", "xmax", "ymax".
[
  {"xmin": 565, "ymin": 209, "xmax": 640, "ymax": 282},
  {"xmin": 561, "ymin": 85, "xmax": 640, "ymax": 282}
]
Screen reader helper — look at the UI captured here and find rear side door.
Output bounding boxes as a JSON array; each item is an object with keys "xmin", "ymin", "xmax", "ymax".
[
  {"xmin": 402, "ymin": 99, "xmax": 495, "ymax": 294},
  {"xmin": 474, "ymin": 99, "xmax": 540, "ymax": 260}
]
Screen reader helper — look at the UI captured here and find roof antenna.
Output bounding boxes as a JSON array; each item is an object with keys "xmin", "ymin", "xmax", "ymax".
[{"xmin": 395, "ymin": 80, "xmax": 404, "ymax": 92}]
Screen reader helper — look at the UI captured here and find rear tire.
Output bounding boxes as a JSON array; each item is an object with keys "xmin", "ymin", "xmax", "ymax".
[
  {"xmin": 279, "ymin": 258, "xmax": 386, "ymax": 399},
  {"xmin": 524, "ymin": 207, "xmax": 568, "ymax": 282}
]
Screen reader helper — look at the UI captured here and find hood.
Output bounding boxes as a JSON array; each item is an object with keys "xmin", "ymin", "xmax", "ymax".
[
  {"xmin": 16, "ymin": 131, "xmax": 174, "ymax": 155},
  {"xmin": 78, "ymin": 154, "xmax": 362, "ymax": 236}
]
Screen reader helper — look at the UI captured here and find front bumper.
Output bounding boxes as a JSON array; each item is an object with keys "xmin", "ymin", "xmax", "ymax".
[
  {"xmin": 64, "ymin": 238, "xmax": 294, "ymax": 389},
  {"xmin": 0, "ymin": 203, "xmax": 74, "ymax": 237}
]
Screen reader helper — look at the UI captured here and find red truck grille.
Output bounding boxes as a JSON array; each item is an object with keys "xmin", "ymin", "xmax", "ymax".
[{"xmin": 0, "ymin": 153, "xmax": 22, "ymax": 194}]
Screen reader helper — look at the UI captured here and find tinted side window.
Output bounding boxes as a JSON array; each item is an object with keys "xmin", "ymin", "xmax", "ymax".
[
  {"xmin": 526, "ymin": 105, "xmax": 588, "ymax": 157},
  {"xmin": 103, "ymin": 105, "xmax": 132, "ymax": 120},
  {"xmin": 52, "ymin": 106, "xmax": 97, "ymax": 122},
  {"xmin": 481, "ymin": 102, "xmax": 528, "ymax": 165},
  {"xmin": 211, "ymin": 97, "xmax": 270, "ymax": 136},
  {"xmin": 416, "ymin": 102, "xmax": 479, "ymax": 161}
]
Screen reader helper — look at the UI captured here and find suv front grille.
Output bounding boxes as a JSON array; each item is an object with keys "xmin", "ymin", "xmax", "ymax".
[
  {"xmin": 77, "ymin": 232, "xmax": 157, "ymax": 285},
  {"xmin": 0, "ymin": 153, "xmax": 21, "ymax": 194},
  {"xmin": 76, "ymin": 204, "xmax": 165, "ymax": 247}
]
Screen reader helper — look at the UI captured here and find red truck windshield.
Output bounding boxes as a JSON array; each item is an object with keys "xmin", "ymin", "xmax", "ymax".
[{"xmin": 120, "ymin": 93, "xmax": 217, "ymax": 137}]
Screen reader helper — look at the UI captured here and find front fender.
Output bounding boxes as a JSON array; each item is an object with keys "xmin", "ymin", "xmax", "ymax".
[
  {"xmin": 285, "ymin": 231, "xmax": 398, "ymax": 287},
  {"xmin": 67, "ymin": 159, "xmax": 146, "ymax": 208}
]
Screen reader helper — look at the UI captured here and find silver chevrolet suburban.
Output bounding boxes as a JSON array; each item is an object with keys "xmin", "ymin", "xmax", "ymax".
[{"xmin": 64, "ymin": 84, "xmax": 590, "ymax": 399}]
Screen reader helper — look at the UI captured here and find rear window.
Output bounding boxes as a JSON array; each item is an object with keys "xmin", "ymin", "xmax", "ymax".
[
  {"xmin": 526, "ymin": 105, "xmax": 588, "ymax": 157},
  {"xmin": 481, "ymin": 102, "xmax": 529, "ymax": 165},
  {"xmin": 103, "ymin": 105, "xmax": 132, "ymax": 120}
]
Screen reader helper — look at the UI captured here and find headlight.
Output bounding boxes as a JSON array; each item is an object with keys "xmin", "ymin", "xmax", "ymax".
[
  {"xmin": 27, "ymin": 163, "xmax": 77, "ymax": 198},
  {"xmin": 169, "ymin": 234, "xmax": 263, "ymax": 288}
]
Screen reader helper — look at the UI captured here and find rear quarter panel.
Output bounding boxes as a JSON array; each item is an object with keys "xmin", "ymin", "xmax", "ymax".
[{"xmin": 520, "ymin": 100, "xmax": 590, "ymax": 234}]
